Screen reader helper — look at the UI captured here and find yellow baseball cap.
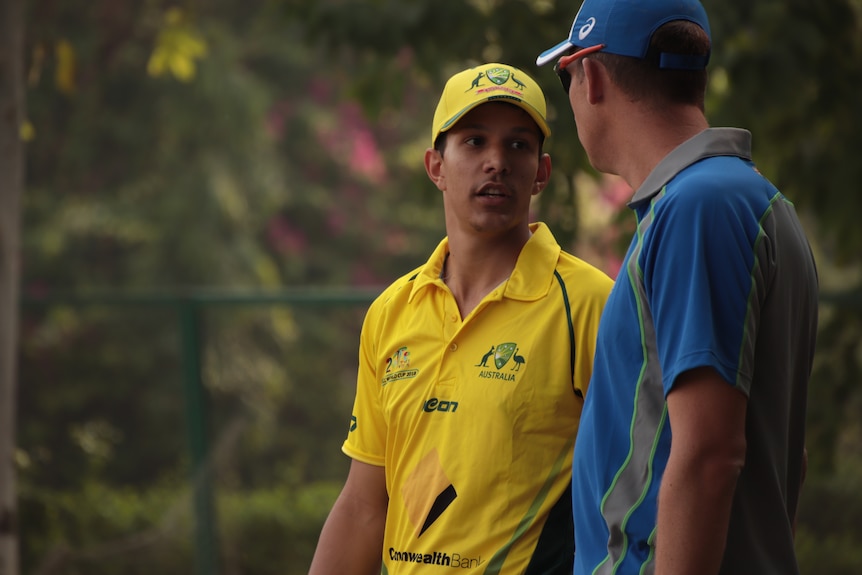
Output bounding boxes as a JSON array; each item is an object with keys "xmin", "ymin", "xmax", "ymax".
[{"xmin": 430, "ymin": 63, "xmax": 551, "ymax": 147}]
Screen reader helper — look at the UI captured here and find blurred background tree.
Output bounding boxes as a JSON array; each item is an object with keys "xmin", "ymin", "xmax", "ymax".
[
  {"xmin": 9, "ymin": 0, "xmax": 862, "ymax": 574},
  {"xmin": 1, "ymin": 0, "xmax": 25, "ymax": 574}
]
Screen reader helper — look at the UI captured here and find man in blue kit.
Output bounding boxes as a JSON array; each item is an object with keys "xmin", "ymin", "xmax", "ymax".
[{"xmin": 537, "ymin": 0, "xmax": 819, "ymax": 573}]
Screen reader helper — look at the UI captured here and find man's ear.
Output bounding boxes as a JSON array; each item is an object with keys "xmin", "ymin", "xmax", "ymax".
[
  {"xmin": 533, "ymin": 153, "xmax": 552, "ymax": 196},
  {"xmin": 582, "ymin": 57, "xmax": 605, "ymax": 105},
  {"xmin": 424, "ymin": 148, "xmax": 446, "ymax": 191}
]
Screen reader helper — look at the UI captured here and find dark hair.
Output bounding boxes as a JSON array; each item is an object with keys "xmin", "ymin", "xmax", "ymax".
[
  {"xmin": 578, "ymin": 20, "xmax": 710, "ymax": 110},
  {"xmin": 434, "ymin": 132, "xmax": 448, "ymax": 155}
]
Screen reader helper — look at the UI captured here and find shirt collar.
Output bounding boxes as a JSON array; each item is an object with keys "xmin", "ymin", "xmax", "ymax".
[
  {"xmin": 628, "ymin": 128, "xmax": 752, "ymax": 208},
  {"xmin": 409, "ymin": 222, "xmax": 562, "ymax": 303}
]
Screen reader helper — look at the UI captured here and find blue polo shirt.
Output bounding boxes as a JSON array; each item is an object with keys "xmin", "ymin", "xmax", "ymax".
[{"xmin": 573, "ymin": 129, "xmax": 818, "ymax": 575}]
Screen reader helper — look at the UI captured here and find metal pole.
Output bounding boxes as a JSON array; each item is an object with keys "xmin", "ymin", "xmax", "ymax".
[{"xmin": 179, "ymin": 300, "xmax": 219, "ymax": 575}]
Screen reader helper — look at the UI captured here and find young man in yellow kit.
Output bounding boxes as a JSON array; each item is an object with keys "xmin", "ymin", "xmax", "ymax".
[{"xmin": 308, "ymin": 62, "xmax": 613, "ymax": 574}]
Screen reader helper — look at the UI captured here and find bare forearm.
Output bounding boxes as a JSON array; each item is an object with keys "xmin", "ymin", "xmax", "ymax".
[
  {"xmin": 309, "ymin": 460, "xmax": 388, "ymax": 575},
  {"xmin": 308, "ymin": 493, "xmax": 386, "ymax": 575},
  {"xmin": 655, "ymin": 452, "xmax": 741, "ymax": 574},
  {"xmin": 660, "ymin": 367, "xmax": 747, "ymax": 575}
]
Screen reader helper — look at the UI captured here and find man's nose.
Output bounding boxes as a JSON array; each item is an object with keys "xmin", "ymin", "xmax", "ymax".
[{"xmin": 484, "ymin": 143, "xmax": 510, "ymax": 174}]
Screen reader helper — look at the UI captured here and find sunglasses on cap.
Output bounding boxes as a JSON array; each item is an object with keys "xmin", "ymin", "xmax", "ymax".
[{"xmin": 553, "ymin": 44, "xmax": 605, "ymax": 93}]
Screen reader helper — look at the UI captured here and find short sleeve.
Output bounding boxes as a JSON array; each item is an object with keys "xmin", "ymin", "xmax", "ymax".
[
  {"xmin": 342, "ymin": 301, "xmax": 387, "ymax": 466},
  {"xmin": 641, "ymin": 177, "xmax": 762, "ymax": 396}
]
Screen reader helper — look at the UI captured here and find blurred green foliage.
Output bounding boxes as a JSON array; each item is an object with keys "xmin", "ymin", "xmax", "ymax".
[{"xmin": 14, "ymin": 0, "xmax": 862, "ymax": 573}]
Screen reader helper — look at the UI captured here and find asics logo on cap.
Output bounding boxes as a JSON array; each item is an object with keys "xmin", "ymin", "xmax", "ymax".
[{"xmin": 579, "ymin": 17, "xmax": 596, "ymax": 40}]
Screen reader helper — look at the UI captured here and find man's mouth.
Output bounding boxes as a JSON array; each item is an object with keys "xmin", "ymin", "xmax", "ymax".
[{"xmin": 477, "ymin": 183, "xmax": 509, "ymax": 197}]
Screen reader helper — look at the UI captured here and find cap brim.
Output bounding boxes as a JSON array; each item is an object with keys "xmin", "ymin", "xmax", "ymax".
[
  {"xmin": 536, "ymin": 40, "xmax": 575, "ymax": 67},
  {"xmin": 438, "ymin": 99, "xmax": 551, "ymax": 141}
]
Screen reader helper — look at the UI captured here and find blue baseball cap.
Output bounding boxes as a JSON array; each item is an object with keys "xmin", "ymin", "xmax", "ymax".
[{"xmin": 536, "ymin": 0, "xmax": 711, "ymax": 70}]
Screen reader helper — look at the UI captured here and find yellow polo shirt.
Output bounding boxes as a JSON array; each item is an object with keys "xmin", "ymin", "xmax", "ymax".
[{"xmin": 344, "ymin": 222, "xmax": 613, "ymax": 574}]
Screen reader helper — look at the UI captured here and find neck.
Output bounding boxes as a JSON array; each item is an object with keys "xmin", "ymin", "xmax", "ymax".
[
  {"xmin": 443, "ymin": 229, "xmax": 531, "ymax": 317},
  {"xmin": 613, "ymin": 104, "xmax": 709, "ymax": 191}
]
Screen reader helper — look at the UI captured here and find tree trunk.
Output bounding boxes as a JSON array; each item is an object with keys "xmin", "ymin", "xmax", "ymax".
[{"xmin": 0, "ymin": 0, "xmax": 24, "ymax": 573}]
